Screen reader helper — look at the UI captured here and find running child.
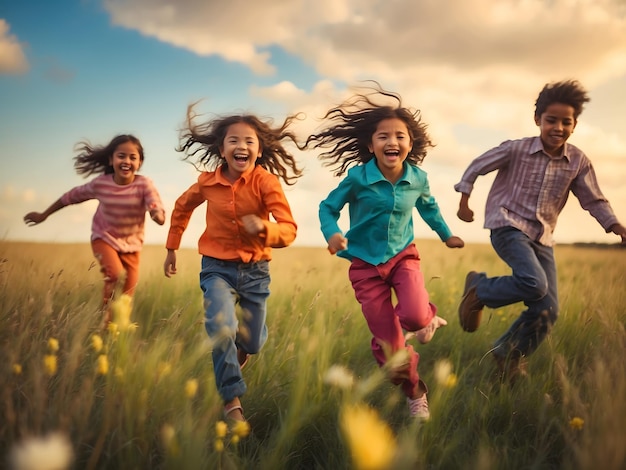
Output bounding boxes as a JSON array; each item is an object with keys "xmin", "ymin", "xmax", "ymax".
[
  {"xmin": 308, "ymin": 84, "xmax": 464, "ymax": 420},
  {"xmin": 163, "ymin": 104, "xmax": 303, "ymax": 423},
  {"xmin": 24, "ymin": 134, "xmax": 166, "ymax": 326}
]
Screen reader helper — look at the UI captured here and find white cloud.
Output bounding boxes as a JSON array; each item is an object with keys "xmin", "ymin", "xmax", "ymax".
[{"xmin": 0, "ymin": 19, "xmax": 28, "ymax": 75}]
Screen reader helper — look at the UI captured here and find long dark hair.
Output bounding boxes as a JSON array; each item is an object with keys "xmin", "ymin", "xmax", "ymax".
[
  {"xmin": 177, "ymin": 103, "xmax": 304, "ymax": 185},
  {"xmin": 73, "ymin": 134, "xmax": 144, "ymax": 177},
  {"xmin": 306, "ymin": 83, "xmax": 433, "ymax": 176}
]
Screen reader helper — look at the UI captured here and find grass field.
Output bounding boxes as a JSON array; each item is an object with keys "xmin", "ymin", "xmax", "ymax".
[{"xmin": 1, "ymin": 240, "xmax": 625, "ymax": 469}]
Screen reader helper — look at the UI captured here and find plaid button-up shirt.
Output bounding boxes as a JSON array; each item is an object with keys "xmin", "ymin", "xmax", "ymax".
[{"xmin": 454, "ymin": 136, "xmax": 618, "ymax": 246}]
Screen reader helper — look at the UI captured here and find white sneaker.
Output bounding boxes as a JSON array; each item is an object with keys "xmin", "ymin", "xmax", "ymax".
[
  {"xmin": 407, "ymin": 395, "xmax": 430, "ymax": 420},
  {"xmin": 414, "ymin": 316, "xmax": 448, "ymax": 344}
]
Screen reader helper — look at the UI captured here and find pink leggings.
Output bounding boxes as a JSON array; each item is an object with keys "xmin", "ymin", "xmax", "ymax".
[
  {"xmin": 91, "ymin": 239, "xmax": 141, "ymax": 305},
  {"xmin": 348, "ymin": 243, "xmax": 436, "ymax": 399}
]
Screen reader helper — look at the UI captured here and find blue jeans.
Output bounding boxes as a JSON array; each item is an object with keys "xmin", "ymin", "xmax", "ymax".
[
  {"xmin": 200, "ymin": 256, "xmax": 270, "ymax": 402},
  {"xmin": 475, "ymin": 227, "xmax": 558, "ymax": 359}
]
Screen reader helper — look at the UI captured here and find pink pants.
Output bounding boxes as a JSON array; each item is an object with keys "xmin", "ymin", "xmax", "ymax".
[
  {"xmin": 91, "ymin": 239, "xmax": 141, "ymax": 305},
  {"xmin": 348, "ymin": 243, "xmax": 436, "ymax": 399}
]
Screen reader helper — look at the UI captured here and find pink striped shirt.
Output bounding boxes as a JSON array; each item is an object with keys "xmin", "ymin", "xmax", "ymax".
[
  {"xmin": 60, "ymin": 174, "xmax": 165, "ymax": 252},
  {"xmin": 455, "ymin": 136, "xmax": 619, "ymax": 246}
]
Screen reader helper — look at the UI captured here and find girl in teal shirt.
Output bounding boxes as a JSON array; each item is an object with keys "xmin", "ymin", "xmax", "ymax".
[{"xmin": 309, "ymin": 85, "xmax": 464, "ymax": 419}]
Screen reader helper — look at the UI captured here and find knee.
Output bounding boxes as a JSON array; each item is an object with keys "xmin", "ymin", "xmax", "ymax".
[
  {"xmin": 519, "ymin": 275, "xmax": 549, "ymax": 301},
  {"xmin": 204, "ymin": 303, "xmax": 236, "ymax": 338}
]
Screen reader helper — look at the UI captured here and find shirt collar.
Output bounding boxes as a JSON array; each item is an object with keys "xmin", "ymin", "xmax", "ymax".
[
  {"xmin": 364, "ymin": 158, "xmax": 411, "ymax": 184},
  {"xmin": 531, "ymin": 136, "xmax": 571, "ymax": 162},
  {"xmin": 214, "ymin": 164, "xmax": 256, "ymax": 185}
]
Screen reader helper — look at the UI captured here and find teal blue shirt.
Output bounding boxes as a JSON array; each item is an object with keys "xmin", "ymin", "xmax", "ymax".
[{"xmin": 319, "ymin": 159, "xmax": 453, "ymax": 265}]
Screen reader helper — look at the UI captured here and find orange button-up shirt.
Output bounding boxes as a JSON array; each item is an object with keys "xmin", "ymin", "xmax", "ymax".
[{"xmin": 166, "ymin": 165, "xmax": 297, "ymax": 262}]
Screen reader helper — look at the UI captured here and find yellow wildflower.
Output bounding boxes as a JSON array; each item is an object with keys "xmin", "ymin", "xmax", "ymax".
[
  {"xmin": 214, "ymin": 439, "xmax": 224, "ymax": 453},
  {"xmin": 231, "ymin": 434, "xmax": 240, "ymax": 445},
  {"xmin": 340, "ymin": 403, "xmax": 397, "ymax": 470},
  {"xmin": 184, "ymin": 379, "xmax": 199, "ymax": 398},
  {"xmin": 47, "ymin": 338, "xmax": 59, "ymax": 353},
  {"xmin": 96, "ymin": 354, "xmax": 109, "ymax": 376},
  {"xmin": 157, "ymin": 362, "xmax": 172, "ymax": 380},
  {"xmin": 109, "ymin": 294, "xmax": 137, "ymax": 331},
  {"xmin": 231, "ymin": 420, "xmax": 251, "ymax": 439},
  {"xmin": 12, "ymin": 364, "xmax": 22, "ymax": 375},
  {"xmin": 445, "ymin": 373, "xmax": 458, "ymax": 388},
  {"xmin": 91, "ymin": 334, "xmax": 103, "ymax": 353},
  {"xmin": 215, "ymin": 421, "xmax": 228, "ymax": 439},
  {"xmin": 160, "ymin": 424, "xmax": 179, "ymax": 456},
  {"xmin": 569, "ymin": 417, "xmax": 584, "ymax": 430},
  {"xmin": 43, "ymin": 355, "xmax": 57, "ymax": 376}
]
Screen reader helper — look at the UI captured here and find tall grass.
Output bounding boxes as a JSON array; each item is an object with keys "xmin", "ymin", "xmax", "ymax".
[{"xmin": 1, "ymin": 240, "xmax": 625, "ymax": 469}]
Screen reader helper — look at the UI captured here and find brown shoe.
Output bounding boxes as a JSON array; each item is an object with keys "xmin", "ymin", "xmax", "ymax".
[
  {"xmin": 493, "ymin": 354, "xmax": 528, "ymax": 384},
  {"xmin": 459, "ymin": 271, "xmax": 484, "ymax": 332}
]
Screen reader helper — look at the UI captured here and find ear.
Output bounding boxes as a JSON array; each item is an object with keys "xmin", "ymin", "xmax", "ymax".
[
  {"xmin": 367, "ymin": 143, "xmax": 374, "ymax": 153},
  {"xmin": 534, "ymin": 115, "xmax": 541, "ymax": 126}
]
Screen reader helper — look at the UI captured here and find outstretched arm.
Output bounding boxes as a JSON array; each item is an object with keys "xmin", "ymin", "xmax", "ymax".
[
  {"xmin": 24, "ymin": 198, "xmax": 65, "ymax": 226},
  {"xmin": 457, "ymin": 193, "xmax": 474, "ymax": 222}
]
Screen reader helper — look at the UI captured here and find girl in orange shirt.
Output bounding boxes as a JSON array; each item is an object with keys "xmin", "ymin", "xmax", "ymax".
[{"xmin": 164, "ymin": 104, "xmax": 303, "ymax": 423}]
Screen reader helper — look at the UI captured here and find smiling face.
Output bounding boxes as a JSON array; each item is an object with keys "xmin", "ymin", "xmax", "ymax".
[
  {"xmin": 109, "ymin": 141, "xmax": 142, "ymax": 185},
  {"xmin": 219, "ymin": 122, "xmax": 262, "ymax": 181},
  {"xmin": 535, "ymin": 102, "xmax": 577, "ymax": 157},
  {"xmin": 367, "ymin": 118, "xmax": 412, "ymax": 183}
]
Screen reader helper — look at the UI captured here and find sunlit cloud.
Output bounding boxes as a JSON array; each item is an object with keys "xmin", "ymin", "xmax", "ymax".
[{"xmin": 0, "ymin": 19, "xmax": 29, "ymax": 75}]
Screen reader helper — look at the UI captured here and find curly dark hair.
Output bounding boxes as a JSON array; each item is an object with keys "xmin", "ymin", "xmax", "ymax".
[
  {"xmin": 73, "ymin": 134, "xmax": 144, "ymax": 177},
  {"xmin": 305, "ymin": 83, "xmax": 433, "ymax": 177},
  {"xmin": 534, "ymin": 80, "xmax": 590, "ymax": 120},
  {"xmin": 177, "ymin": 103, "xmax": 304, "ymax": 185}
]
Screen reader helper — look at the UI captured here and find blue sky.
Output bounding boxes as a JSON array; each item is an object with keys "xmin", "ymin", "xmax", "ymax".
[{"xmin": 2, "ymin": 0, "xmax": 626, "ymax": 249}]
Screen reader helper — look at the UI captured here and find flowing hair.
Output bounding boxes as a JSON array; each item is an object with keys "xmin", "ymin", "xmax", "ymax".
[
  {"xmin": 73, "ymin": 134, "xmax": 144, "ymax": 177},
  {"xmin": 177, "ymin": 103, "xmax": 304, "ymax": 185},
  {"xmin": 306, "ymin": 83, "xmax": 433, "ymax": 177}
]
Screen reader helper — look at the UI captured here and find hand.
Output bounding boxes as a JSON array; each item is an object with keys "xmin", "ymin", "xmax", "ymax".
[
  {"xmin": 150, "ymin": 209, "xmax": 165, "ymax": 225},
  {"xmin": 609, "ymin": 223, "xmax": 626, "ymax": 245},
  {"xmin": 327, "ymin": 233, "xmax": 348, "ymax": 255},
  {"xmin": 457, "ymin": 193, "xmax": 474, "ymax": 222},
  {"xmin": 24, "ymin": 212, "xmax": 47, "ymax": 226},
  {"xmin": 445, "ymin": 235, "xmax": 465, "ymax": 248},
  {"xmin": 241, "ymin": 214, "xmax": 264, "ymax": 235},
  {"xmin": 164, "ymin": 250, "xmax": 177, "ymax": 278},
  {"xmin": 457, "ymin": 206, "xmax": 474, "ymax": 223}
]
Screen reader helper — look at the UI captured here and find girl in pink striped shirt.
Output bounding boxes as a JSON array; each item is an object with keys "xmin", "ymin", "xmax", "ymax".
[{"xmin": 24, "ymin": 134, "xmax": 165, "ymax": 326}]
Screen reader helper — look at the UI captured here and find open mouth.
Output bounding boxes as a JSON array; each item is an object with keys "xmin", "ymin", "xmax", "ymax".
[{"xmin": 234, "ymin": 154, "xmax": 249, "ymax": 163}]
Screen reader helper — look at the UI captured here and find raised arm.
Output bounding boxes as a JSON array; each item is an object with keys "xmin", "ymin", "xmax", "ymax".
[{"xmin": 24, "ymin": 198, "xmax": 66, "ymax": 226}]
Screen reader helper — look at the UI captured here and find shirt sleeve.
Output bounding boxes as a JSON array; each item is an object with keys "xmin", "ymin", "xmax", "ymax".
[
  {"xmin": 454, "ymin": 141, "xmax": 511, "ymax": 195},
  {"xmin": 142, "ymin": 176, "xmax": 166, "ymax": 220},
  {"xmin": 319, "ymin": 175, "xmax": 352, "ymax": 242},
  {"xmin": 415, "ymin": 179, "xmax": 453, "ymax": 241},
  {"xmin": 60, "ymin": 179, "xmax": 98, "ymax": 205},
  {"xmin": 259, "ymin": 177, "xmax": 297, "ymax": 248},
  {"xmin": 165, "ymin": 182, "xmax": 205, "ymax": 250},
  {"xmin": 570, "ymin": 157, "xmax": 620, "ymax": 231}
]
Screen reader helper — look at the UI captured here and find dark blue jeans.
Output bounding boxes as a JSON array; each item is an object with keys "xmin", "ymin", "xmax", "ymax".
[
  {"xmin": 475, "ymin": 227, "xmax": 558, "ymax": 359},
  {"xmin": 200, "ymin": 256, "xmax": 270, "ymax": 402}
]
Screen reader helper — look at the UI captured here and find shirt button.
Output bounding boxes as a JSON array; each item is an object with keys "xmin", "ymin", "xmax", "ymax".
[{"xmin": 231, "ymin": 220, "xmax": 236, "ymax": 224}]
